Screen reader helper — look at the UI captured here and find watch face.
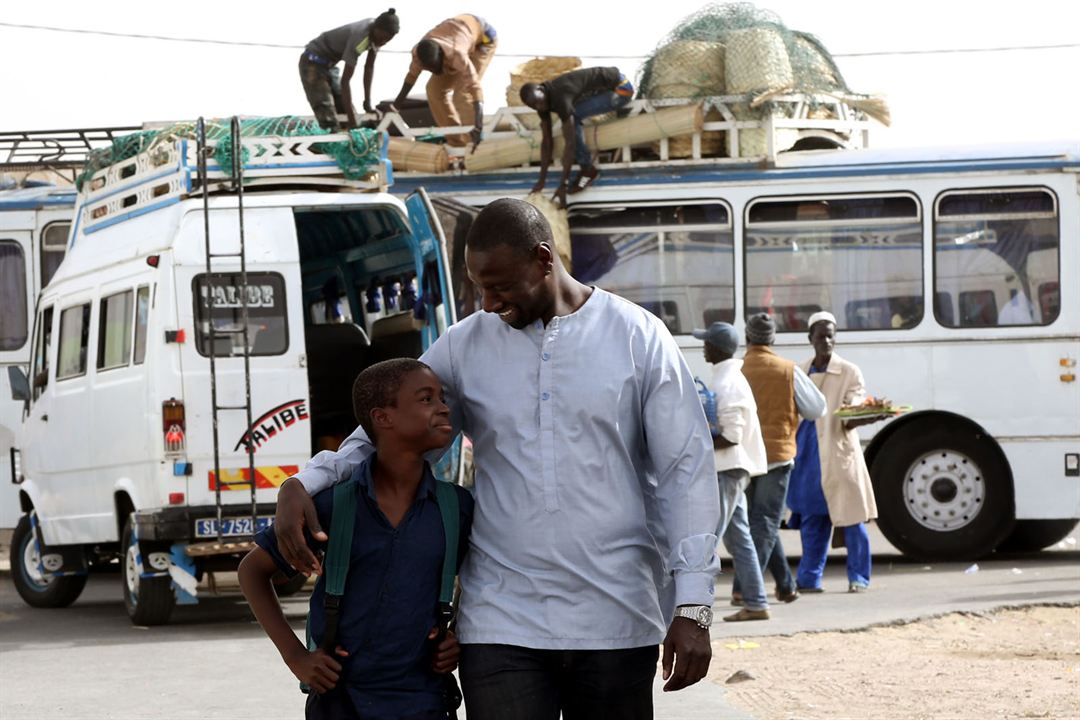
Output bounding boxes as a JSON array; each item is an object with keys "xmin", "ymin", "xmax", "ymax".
[{"xmin": 697, "ymin": 606, "xmax": 713, "ymax": 625}]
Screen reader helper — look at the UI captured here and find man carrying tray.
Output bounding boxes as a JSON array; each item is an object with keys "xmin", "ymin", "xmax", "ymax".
[{"xmin": 787, "ymin": 311, "xmax": 886, "ymax": 593}]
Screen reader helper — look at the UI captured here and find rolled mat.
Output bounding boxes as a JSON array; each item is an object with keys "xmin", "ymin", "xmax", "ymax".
[
  {"xmin": 387, "ymin": 137, "xmax": 449, "ymax": 173},
  {"xmin": 524, "ymin": 192, "xmax": 572, "ymax": 271}
]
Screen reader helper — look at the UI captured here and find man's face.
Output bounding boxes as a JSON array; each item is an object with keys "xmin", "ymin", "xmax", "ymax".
[
  {"xmin": 703, "ymin": 342, "xmax": 723, "ymax": 364},
  {"xmin": 524, "ymin": 87, "xmax": 548, "ymax": 112},
  {"xmin": 466, "ymin": 242, "xmax": 551, "ymax": 329},
  {"xmin": 371, "ymin": 27, "xmax": 396, "ymax": 48},
  {"xmin": 383, "ymin": 368, "xmax": 453, "ymax": 451},
  {"xmin": 809, "ymin": 321, "xmax": 837, "ymax": 358}
]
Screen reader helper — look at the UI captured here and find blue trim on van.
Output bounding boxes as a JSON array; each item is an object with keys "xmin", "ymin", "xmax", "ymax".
[{"xmin": 83, "ymin": 197, "xmax": 182, "ymax": 234}]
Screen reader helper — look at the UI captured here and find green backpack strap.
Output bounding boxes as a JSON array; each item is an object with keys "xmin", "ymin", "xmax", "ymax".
[{"xmin": 433, "ymin": 480, "xmax": 460, "ymax": 634}]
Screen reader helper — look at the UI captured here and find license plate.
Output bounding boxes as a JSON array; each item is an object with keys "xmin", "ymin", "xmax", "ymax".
[{"xmin": 194, "ymin": 515, "xmax": 273, "ymax": 538}]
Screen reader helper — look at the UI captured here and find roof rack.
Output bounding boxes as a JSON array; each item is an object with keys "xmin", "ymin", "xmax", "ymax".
[
  {"xmin": 75, "ymin": 131, "xmax": 391, "ymax": 237},
  {"xmin": 0, "ymin": 126, "xmax": 141, "ymax": 182}
]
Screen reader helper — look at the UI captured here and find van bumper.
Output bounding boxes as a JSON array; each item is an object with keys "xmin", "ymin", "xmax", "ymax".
[{"xmin": 135, "ymin": 504, "xmax": 280, "ymax": 541}]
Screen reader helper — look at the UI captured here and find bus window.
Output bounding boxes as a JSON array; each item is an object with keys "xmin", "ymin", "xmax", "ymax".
[
  {"xmin": 192, "ymin": 272, "xmax": 288, "ymax": 357},
  {"xmin": 0, "ymin": 240, "xmax": 28, "ymax": 351},
  {"xmin": 934, "ymin": 187, "xmax": 1059, "ymax": 328},
  {"xmin": 745, "ymin": 194, "xmax": 923, "ymax": 332},
  {"xmin": 40, "ymin": 222, "xmax": 70, "ymax": 287},
  {"xmin": 97, "ymin": 290, "xmax": 134, "ymax": 370},
  {"xmin": 133, "ymin": 286, "xmax": 150, "ymax": 365},
  {"xmin": 57, "ymin": 303, "xmax": 91, "ymax": 380},
  {"xmin": 568, "ymin": 202, "xmax": 734, "ymax": 335}
]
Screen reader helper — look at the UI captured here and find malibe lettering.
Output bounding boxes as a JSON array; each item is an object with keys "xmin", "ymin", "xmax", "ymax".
[{"xmin": 234, "ymin": 400, "xmax": 309, "ymax": 452}]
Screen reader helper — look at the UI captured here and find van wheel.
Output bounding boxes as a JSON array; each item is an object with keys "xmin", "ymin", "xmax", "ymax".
[
  {"xmin": 997, "ymin": 519, "xmax": 1079, "ymax": 553},
  {"xmin": 122, "ymin": 515, "xmax": 175, "ymax": 626},
  {"xmin": 870, "ymin": 420, "xmax": 1014, "ymax": 561},
  {"xmin": 10, "ymin": 515, "xmax": 88, "ymax": 608},
  {"xmin": 273, "ymin": 573, "xmax": 310, "ymax": 598}
]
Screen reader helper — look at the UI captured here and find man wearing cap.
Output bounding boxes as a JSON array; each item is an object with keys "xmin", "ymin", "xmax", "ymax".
[
  {"xmin": 694, "ymin": 322, "xmax": 771, "ymax": 622},
  {"xmin": 787, "ymin": 311, "xmax": 881, "ymax": 592},
  {"xmin": 300, "ymin": 10, "xmax": 401, "ymax": 130},
  {"xmin": 736, "ymin": 313, "xmax": 826, "ymax": 604}
]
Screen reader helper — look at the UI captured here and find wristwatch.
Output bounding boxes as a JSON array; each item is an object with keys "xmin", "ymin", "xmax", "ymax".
[{"xmin": 674, "ymin": 604, "xmax": 713, "ymax": 630}]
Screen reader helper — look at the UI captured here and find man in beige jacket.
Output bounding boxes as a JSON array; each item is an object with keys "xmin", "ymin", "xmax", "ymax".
[
  {"xmin": 787, "ymin": 311, "xmax": 882, "ymax": 592},
  {"xmin": 390, "ymin": 14, "xmax": 497, "ymax": 148}
]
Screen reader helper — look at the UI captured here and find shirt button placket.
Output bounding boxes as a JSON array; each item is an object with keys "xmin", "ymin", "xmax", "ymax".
[{"xmin": 539, "ymin": 321, "xmax": 559, "ymax": 511}]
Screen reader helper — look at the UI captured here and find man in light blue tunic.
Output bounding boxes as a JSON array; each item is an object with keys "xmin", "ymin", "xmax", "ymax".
[{"xmin": 274, "ymin": 198, "xmax": 721, "ymax": 719}]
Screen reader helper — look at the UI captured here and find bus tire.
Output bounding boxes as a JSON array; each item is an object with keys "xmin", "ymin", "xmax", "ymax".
[
  {"xmin": 122, "ymin": 515, "xmax": 175, "ymax": 626},
  {"xmin": 10, "ymin": 515, "xmax": 88, "ymax": 609},
  {"xmin": 870, "ymin": 419, "xmax": 1014, "ymax": 561},
  {"xmin": 997, "ymin": 519, "xmax": 1079, "ymax": 553},
  {"xmin": 273, "ymin": 572, "xmax": 310, "ymax": 598}
]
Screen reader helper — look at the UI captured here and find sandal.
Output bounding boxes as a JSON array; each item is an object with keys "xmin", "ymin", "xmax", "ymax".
[{"xmin": 567, "ymin": 166, "xmax": 599, "ymax": 194}]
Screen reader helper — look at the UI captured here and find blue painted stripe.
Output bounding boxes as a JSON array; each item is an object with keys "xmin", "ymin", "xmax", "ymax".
[
  {"xmin": 0, "ymin": 197, "xmax": 76, "ymax": 210},
  {"xmin": 83, "ymin": 197, "xmax": 182, "ymax": 234}
]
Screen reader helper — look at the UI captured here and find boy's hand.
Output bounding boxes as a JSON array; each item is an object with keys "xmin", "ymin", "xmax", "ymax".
[
  {"xmin": 285, "ymin": 646, "xmax": 348, "ymax": 694},
  {"xmin": 276, "ymin": 478, "xmax": 327, "ymax": 576},
  {"xmin": 429, "ymin": 627, "xmax": 460, "ymax": 674}
]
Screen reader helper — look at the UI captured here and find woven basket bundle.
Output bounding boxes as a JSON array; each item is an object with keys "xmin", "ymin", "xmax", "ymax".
[
  {"xmin": 730, "ymin": 103, "xmax": 799, "ymax": 157},
  {"xmin": 387, "ymin": 137, "xmax": 449, "ymax": 173},
  {"xmin": 506, "ymin": 56, "xmax": 583, "ymax": 129},
  {"xmin": 725, "ymin": 27, "xmax": 794, "ymax": 94},
  {"xmin": 645, "ymin": 40, "xmax": 727, "ymax": 158},
  {"xmin": 524, "ymin": 192, "xmax": 572, "ymax": 271}
]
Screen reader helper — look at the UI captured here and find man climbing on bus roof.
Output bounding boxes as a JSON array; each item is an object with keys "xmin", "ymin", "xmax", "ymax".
[
  {"xmin": 519, "ymin": 66, "xmax": 635, "ymax": 206},
  {"xmin": 390, "ymin": 14, "xmax": 498, "ymax": 151},
  {"xmin": 300, "ymin": 9, "xmax": 401, "ymax": 130}
]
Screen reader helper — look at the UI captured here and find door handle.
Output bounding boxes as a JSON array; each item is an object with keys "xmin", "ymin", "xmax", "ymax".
[{"xmin": 40, "ymin": 414, "xmax": 48, "ymax": 422}]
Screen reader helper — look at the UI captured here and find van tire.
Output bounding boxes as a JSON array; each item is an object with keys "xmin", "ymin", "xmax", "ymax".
[
  {"xmin": 11, "ymin": 515, "xmax": 88, "ymax": 608},
  {"xmin": 870, "ymin": 420, "xmax": 1014, "ymax": 561},
  {"xmin": 122, "ymin": 515, "xmax": 175, "ymax": 626}
]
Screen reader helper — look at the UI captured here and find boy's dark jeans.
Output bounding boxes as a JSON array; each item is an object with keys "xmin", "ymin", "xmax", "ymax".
[{"xmin": 459, "ymin": 643, "xmax": 658, "ymax": 720}]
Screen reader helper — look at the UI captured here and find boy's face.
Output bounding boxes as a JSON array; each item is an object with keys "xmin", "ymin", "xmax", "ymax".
[{"xmin": 380, "ymin": 368, "xmax": 453, "ymax": 451}]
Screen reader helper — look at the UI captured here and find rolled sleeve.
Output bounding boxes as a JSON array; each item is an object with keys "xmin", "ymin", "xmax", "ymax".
[
  {"xmin": 641, "ymin": 327, "xmax": 722, "ymax": 605},
  {"xmin": 717, "ymin": 405, "xmax": 746, "ymax": 445}
]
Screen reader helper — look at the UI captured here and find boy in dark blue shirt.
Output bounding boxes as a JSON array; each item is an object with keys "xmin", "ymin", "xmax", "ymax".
[{"xmin": 240, "ymin": 358, "xmax": 473, "ymax": 720}]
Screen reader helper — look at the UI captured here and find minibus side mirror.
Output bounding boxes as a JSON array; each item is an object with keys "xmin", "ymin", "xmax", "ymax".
[{"xmin": 8, "ymin": 366, "xmax": 30, "ymax": 402}]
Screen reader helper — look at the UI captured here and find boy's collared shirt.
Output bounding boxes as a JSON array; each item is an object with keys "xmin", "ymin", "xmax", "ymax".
[
  {"xmin": 256, "ymin": 457, "xmax": 473, "ymax": 718},
  {"xmin": 299, "ymin": 288, "xmax": 721, "ymax": 650}
]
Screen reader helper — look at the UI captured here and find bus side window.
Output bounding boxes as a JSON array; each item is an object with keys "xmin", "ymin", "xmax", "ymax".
[
  {"xmin": 56, "ymin": 303, "xmax": 91, "ymax": 380},
  {"xmin": 934, "ymin": 187, "xmax": 1059, "ymax": 328},
  {"xmin": 40, "ymin": 221, "xmax": 70, "ymax": 287},
  {"xmin": 0, "ymin": 240, "xmax": 28, "ymax": 352},
  {"xmin": 133, "ymin": 286, "xmax": 151, "ymax": 365}
]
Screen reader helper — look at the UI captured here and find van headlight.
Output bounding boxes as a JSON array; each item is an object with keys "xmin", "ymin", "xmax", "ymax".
[{"xmin": 10, "ymin": 448, "xmax": 23, "ymax": 484}]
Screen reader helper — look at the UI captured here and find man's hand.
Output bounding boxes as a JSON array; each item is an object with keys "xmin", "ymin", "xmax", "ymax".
[
  {"xmin": 530, "ymin": 181, "xmax": 545, "ymax": 195},
  {"xmin": 429, "ymin": 627, "xmax": 461, "ymax": 674},
  {"xmin": 275, "ymin": 477, "xmax": 327, "ymax": 576},
  {"xmin": 661, "ymin": 616, "xmax": 712, "ymax": 692},
  {"xmin": 285, "ymin": 645, "xmax": 348, "ymax": 694}
]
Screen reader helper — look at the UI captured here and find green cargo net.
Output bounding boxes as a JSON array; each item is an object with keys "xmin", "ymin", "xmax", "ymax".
[{"xmin": 75, "ymin": 117, "xmax": 384, "ymax": 190}]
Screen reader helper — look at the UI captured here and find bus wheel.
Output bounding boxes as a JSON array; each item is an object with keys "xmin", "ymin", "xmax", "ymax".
[
  {"xmin": 10, "ymin": 515, "xmax": 88, "ymax": 608},
  {"xmin": 997, "ymin": 519, "xmax": 1079, "ymax": 553},
  {"xmin": 273, "ymin": 573, "xmax": 310, "ymax": 598},
  {"xmin": 122, "ymin": 515, "xmax": 175, "ymax": 626},
  {"xmin": 870, "ymin": 421, "xmax": 1014, "ymax": 561}
]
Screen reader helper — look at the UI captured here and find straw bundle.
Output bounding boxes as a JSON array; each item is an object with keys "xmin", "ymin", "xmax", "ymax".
[
  {"xmin": 387, "ymin": 137, "xmax": 449, "ymax": 173},
  {"xmin": 506, "ymin": 56, "xmax": 583, "ymax": 130},
  {"xmin": 725, "ymin": 27, "xmax": 794, "ymax": 94},
  {"xmin": 465, "ymin": 132, "xmax": 565, "ymax": 172},
  {"xmin": 644, "ymin": 41, "xmax": 727, "ymax": 159},
  {"xmin": 524, "ymin": 192, "xmax": 572, "ymax": 271},
  {"xmin": 585, "ymin": 104, "xmax": 703, "ymax": 151},
  {"xmin": 730, "ymin": 103, "xmax": 799, "ymax": 157}
]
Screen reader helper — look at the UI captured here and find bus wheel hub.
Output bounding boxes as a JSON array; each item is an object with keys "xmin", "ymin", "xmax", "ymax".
[{"xmin": 904, "ymin": 449, "xmax": 984, "ymax": 532}]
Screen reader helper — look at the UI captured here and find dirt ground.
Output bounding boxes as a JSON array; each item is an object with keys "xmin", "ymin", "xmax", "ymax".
[{"xmin": 712, "ymin": 605, "xmax": 1080, "ymax": 720}]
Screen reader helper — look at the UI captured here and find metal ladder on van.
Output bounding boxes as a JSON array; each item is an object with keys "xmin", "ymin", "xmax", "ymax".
[{"xmin": 195, "ymin": 116, "xmax": 258, "ymax": 547}]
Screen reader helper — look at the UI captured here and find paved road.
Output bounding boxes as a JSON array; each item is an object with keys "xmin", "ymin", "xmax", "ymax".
[{"xmin": 1, "ymin": 525, "xmax": 1077, "ymax": 720}]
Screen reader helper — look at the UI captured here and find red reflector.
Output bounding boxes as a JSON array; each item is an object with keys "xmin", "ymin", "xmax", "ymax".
[
  {"xmin": 146, "ymin": 255, "xmax": 160, "ymax": 268},
  {"xmin": 168, "ymin": 492, "xmax": 185, "ymax": 505},
  {"xmin": 175, "ymin": 328, "xmax": 186, "ymax": 343}
]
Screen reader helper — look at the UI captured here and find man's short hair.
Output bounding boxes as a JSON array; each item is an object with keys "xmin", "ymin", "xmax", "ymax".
[
  {"xmin": 416, "ymin": 39, "xmax": 442, "ymax": 68},
  {"xmin": 352, "ymin": 358, "xmax": 429, "ymax": 438},
  {"xmin": 373, "ymin": 8, "xmax": 399, "ymax": 35},
  {"xmin": 519, "ymin": 82, "xmax": 540, "ymax": 106},
  {"xmin": 465, "ymin": 197, "xmax": 552, "ymax": 257}
]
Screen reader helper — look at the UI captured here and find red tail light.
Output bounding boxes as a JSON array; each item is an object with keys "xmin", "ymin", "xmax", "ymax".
[
  {"xmin": 168, "ymin": 492, "xmax": 185, "ymax": 505},
  {"xmin": 163, "ymin": 398, "xmax": 186, "ymax": 453}
]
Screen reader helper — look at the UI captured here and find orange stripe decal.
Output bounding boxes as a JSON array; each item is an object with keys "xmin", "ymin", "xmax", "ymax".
[{"xmin": 208, "ymin": 465, "xmax": 300, "ymax": 491}]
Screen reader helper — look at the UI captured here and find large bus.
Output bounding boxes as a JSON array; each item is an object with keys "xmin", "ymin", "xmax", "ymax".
[
  {"xmin": 1, "ymin": 183, "xmax": 73, "ymax": 528},
  {"xmin": 400, "ymin": 132, "xmax": 1080, "ymax": 561}
]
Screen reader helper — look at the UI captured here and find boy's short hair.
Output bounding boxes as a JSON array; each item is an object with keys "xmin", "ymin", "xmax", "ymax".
[{"xmin": 352, "ymin": 358, "xmax": 430, "ymax": 438}]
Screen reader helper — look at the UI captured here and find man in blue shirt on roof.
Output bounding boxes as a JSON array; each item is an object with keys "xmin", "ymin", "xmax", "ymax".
[{"xmin": 274, "ymin": 198, "xmax": 722, "ymax": 719}]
